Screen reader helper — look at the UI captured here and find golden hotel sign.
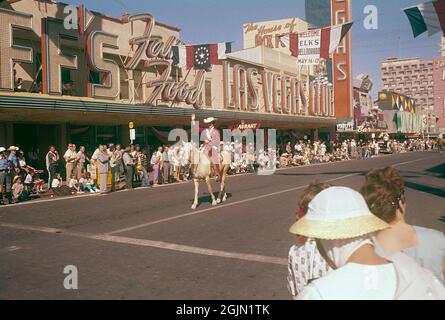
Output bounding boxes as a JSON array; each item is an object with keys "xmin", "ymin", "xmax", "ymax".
[{"xmin": 0, "ymin": 6, "xmax": 204, "ymax": 108}]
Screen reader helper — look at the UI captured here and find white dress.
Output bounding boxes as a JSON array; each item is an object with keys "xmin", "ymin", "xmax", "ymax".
[{"xmin": 297, "ymin": 263, "xmax": 397, "ymax": 300}]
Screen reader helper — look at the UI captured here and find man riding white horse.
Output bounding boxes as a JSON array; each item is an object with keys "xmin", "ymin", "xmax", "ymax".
[
  {"xmin": 190, "ymin": 114, "xmax": 231, "ymax": 209},
  {"xmin": 201, "ymin": 117, "xmax": 222, "ymax": 182}
]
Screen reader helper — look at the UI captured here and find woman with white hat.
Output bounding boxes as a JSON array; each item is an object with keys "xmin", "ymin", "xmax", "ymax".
[{"xmin": 291, "ymin": 186, "xmax": 445, "ymax": 300}]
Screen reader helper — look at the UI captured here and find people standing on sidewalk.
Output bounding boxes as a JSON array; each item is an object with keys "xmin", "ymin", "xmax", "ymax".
[
  {"xmin": 5, "ymin": 146, "xmax": 20, "ymax": 204},
  {"xmin": 115, "ymin": 144, "xmax": 125, "ymax": 178},
  {"xmin": 45, "ymin": 145, "xmax": 59, "ymax": 191},
  {"xmin": 109, "ymin": 144, "xmax": 121, "ymax": 192},
  {"xmin": 161, "ymin": 146, "xmax": 171, "ymax": 184},
  {"xmin": 96, "ymin": 144, "xmax": 110, "ymax": 194},
  {"xmin": 122, "ymin": 146, "xmax": 134, "ymax": 190},
  {"xmin": 0, "ymin": 147, "xmax": 8, "ymax": 205},
  {"xmin": 138, "ymin": 148, "xmax": 150, "ymax": 187},
  {"xmin": 150, "ymin": 146, "xmax": 162, "ymax": 186},
  {"xmin": 76, "ymin": 146, "xmax": 88, "ymax": 179},
  {"xmin": 63, "ymin": 144, "xmax": 77, "ymax": 185}
]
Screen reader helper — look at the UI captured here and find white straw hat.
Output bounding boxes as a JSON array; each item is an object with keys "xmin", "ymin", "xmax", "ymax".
[
  {"xmin": 290, "ymin": 186, "xmax": 389, "ymax": 240},
  {"xmin": 203, "ymin": 117, "xmax": 217, "ymax": 124},
  {"xmin": 0, "ymin": 147, "xmax": 5, "ymax": 152}
]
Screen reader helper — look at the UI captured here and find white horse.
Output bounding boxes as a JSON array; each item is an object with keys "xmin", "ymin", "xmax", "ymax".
[{"xmin": 190, "ymin": 145, "xmax": 232, "ymax": 209}]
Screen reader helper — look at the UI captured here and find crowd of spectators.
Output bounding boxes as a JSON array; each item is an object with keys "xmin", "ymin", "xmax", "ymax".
[{"xmin": 0, "ymin": 137, "xmax": 441, "ymax": 205}]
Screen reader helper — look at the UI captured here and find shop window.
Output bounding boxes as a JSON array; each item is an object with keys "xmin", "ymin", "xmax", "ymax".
[
  {"xmin": 89, "ymin": 71, "xmax": 101, "ymax": 84},
  {"xmin": 62, "ymin": 68, "xmax": 74, "ymax": 95},
  {"xmin": 96, "ymin": 126, "xmax": 118, "ymax": 145},
  {"xmin": 134, "ymin": 127, "xmax": 146, "ymax": 147}
]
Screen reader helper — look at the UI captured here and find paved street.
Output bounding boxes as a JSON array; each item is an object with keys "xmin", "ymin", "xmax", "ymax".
[{"xmin": 0, "ymin": 151, "xmax": 444, "ymax": 299}]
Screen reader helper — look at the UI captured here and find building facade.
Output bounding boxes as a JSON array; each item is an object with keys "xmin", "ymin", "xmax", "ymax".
[
  {"xmin": 0, "ymin": 0, "xmax": 337, "ymax": 168},
  {"xmin": 377, "ymin": 91, "xmax": 422, "ymax": 135},
  {"xmin": 243, "ymin": 17, "xmax": 309, "ymax": 54},
  {"xmin": 305, "ymin": 0, "xmax": 331, "ymax": 28},
  {"xmin": 433, "ymin": 56, "xmax": 445, "ymax": 134},
  {"xmin": 381, "ymin": 57, "xmax": 436, "ymax": 134}
]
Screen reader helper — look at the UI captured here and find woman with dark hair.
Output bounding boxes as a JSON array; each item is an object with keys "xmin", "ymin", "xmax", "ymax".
[
  {"xmin": 361, "ymin": 166, "xmax": 445, "ymax": 282},
  {"xmin": 287, "ymin": 182, "xmax": 332, "ymax": 299}
]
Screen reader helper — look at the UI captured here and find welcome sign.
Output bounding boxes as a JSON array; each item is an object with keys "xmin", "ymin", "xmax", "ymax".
[{"xmin": 297, "ymin": 30, "xmax": 322, "ymax": 65}]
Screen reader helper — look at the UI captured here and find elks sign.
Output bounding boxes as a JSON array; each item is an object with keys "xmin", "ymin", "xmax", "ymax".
[{"xmin": 0, "ymin": 6, "xmax": 204, "ymax": 108}]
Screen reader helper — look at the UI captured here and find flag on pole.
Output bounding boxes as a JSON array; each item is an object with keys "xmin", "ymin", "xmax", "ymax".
[
  {"xmin": 404, "ymin": 0, "xmax": 445, "ymax": 37},
  {"xmin": 281, "ymin": 23, "xmax": 353, "ymax": 65},
  {"xmin": 172, "ymin": 42, "xmax": 232, "ymax": 70}
]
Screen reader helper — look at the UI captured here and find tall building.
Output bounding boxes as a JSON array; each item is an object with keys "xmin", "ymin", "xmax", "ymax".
[
  {"xmin": 305, "ymin": 0, "xmax": 331, "ymax": 28},
  {"xmin": 305, "ymin": 0, "xmax": 334, "ymax": 93},
  {"xmin": 305, "ymin": 0, "xmax": 353, "ymax": 120},
  {"xmin": 381, "ymin": 57, "xmax": 434, "ymax": 114}
]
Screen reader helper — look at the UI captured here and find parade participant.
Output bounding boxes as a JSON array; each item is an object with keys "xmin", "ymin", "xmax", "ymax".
[
  {"xmin": 361, "ymin": 167, "xmax": 445, "ymax": 282},
  {"xmin": 96, "ymin": 144, "xmax": 110, "ymax": 194},
  {"xmin": 287, "ymin": 182, "xmax": 332, "ymax": 299},
  {"xmin": 201, "ymin": 117, "xmax": 221, "ymax": 182},
  {"xmin": 291, "ymin": 187, "xmax": 445, "ymax": 300},
  {"xmin": 63, "ymin": 144, "xmax": 77, "ymax": 185},
  {"xmin": 45, "ymin": 145, "xmax": 59, "ymax": 191},
  {"xmin": 0, "ymin": 147, "xmax": 8, "ymax": 205}
]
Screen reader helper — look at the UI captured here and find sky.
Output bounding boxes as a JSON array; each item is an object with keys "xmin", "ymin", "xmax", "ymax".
[{"xmin": 62, "ymin": 0, "xmax": 443, "ymax": 96}]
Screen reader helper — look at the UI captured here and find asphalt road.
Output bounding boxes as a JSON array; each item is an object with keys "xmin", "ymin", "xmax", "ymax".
[{"xmin": 0, "ymin": 151, "xmax": 444, "ymax": 299}]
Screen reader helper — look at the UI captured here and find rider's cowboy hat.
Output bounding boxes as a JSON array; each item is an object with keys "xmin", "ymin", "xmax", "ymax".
[
  {"xmin": 13, "ymin": 176, "xmax": 22, "ymax": 184},
  {"xmin": 290, "ymin": 187, "xmax": 389, "ymax": 240},
  {"xmin": 203, "ymin": 117, "xmax": 217, "ymax": 124},
  {"xmin": 8, "ymin": 146, "xmax": 19, "ymax": 151},
  {"xmin": 0, "ymin": 147, "xmax": 6, "ymax": 152}
]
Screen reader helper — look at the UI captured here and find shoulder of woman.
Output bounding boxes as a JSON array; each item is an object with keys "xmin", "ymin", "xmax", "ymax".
[{"xmin": 414, "ymin": 226, "xmax": 445, "ymax": 244}]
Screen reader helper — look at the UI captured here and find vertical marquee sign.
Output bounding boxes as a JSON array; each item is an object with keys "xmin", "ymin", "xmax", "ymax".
[{"xmin": 331, "ymin": 0, "xmax": 353, "ymax": 120}]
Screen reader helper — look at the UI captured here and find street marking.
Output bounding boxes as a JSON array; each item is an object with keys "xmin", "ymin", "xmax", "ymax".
[
  {"xmin": 88, "ymin": 234, "xmax": 287, "ymax": 266},
  {"xmin": 0, "ymin": 222, "xmax": 64, "ymax": 234},
  {"xmin": 106, "ymin": 155, "xmax": 434, "ymax": 235},
  {"xmin": 0, "ymin": 222, "xmax": 287, "ymax": 266}
]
